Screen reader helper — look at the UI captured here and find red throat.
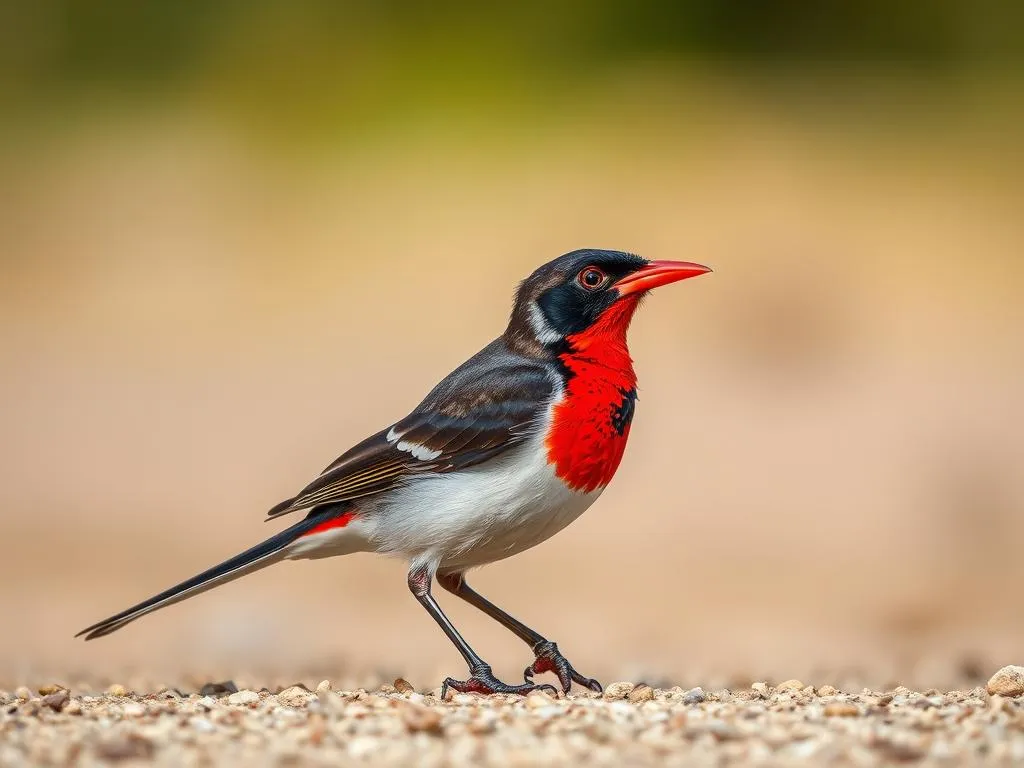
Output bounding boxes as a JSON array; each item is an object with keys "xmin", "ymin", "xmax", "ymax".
[
  {"xmin": 576, "ymin": 295, "xmax": 641, "ymax": 351},
  {"xmin": 545, "ymin": 295, "xmax": 641, "ymax": 493}
]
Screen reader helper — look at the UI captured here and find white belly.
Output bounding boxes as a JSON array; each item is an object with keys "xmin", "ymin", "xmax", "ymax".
[{"xmin": 365, "ymin": 433, "xmax": 602, "ymax": 572}]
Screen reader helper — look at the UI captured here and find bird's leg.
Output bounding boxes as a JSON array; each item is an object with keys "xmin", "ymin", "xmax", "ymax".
[
  {"xmin": 407, "ymin": 566, "xmax": 557, "ymax": 698},
  {"xmin": 436, "ymin": 571, "xmax": 602, "ymax": 694}
]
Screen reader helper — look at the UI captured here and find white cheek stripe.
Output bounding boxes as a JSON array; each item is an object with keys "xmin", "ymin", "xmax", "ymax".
[{"xmin": 528, "ymin": 301, "xmax": 562, "ymax": 345}]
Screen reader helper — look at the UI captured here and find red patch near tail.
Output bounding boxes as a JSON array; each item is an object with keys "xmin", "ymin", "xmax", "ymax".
[{"xmin": 302, "ymin": 511, "xmax": 357, "ymax": 537}]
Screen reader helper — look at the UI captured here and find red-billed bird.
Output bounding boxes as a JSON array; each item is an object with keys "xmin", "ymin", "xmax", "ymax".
[{"xmin": 77, "ymin": 250, "xmax": 711, "ymax": 696}]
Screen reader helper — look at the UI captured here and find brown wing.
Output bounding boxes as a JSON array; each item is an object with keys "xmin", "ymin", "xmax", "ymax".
[{"xmin": 265, "ymin": 340, "xmax": 554, "ymax": 520}]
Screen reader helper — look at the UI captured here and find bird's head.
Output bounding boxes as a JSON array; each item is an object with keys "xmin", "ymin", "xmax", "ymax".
[{"xmin": 506, "ymin": 249, "xmax": 711, "ymax": 355}]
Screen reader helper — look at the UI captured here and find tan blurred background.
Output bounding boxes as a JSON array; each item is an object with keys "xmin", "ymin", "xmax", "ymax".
[{"xmin": 1, "ymin": 1, "xmax": 1022, "ymax": 692}]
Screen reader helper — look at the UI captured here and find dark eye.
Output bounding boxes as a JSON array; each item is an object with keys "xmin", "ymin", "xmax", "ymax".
[{"xmin": 576, "ymin": 266, "xmax": 608, "ymax": 291}]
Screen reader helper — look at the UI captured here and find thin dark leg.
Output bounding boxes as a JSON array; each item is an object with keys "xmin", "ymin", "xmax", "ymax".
[
  {"xmin": 407, "ymin": 566, "xmax": 556, "ymax": 698},
  {"xmin": 436, "ymin": 571, "xmax": 603, "ymax": 693}
]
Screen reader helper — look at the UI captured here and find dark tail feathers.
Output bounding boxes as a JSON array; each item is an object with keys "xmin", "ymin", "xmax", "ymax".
[{"xmin": 76, "ymin": 514, "xmax": 323, "ymax": 640}]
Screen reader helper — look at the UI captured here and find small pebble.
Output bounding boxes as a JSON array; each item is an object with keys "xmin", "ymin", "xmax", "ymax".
[
  {"xmin": 525, "ymin": 689, "xmax": 556, "ymax": 708},
  {"xmin": 106, "ymin": 684, "xmax": 128, "ymax": 697},
  {"xmin": 95, "ymin": 734, "xmax": 154, "ymax": 761},
  {"xmin": 824, "ymin": 702, "xmax": 860, "ymax": 717},
  {"xmin": 402, "ymin": 702, "xmax": 443, "ymax": 734},
  {"xmin": 694, "ymin": 719, "xmax": 741, "ymax": 741},
  {"xmin": 308, "ymin": 712, "xmax": 327, "ymax": 746},
  {"xmin": 38, "ymin": 684, "xmax": 65, "ymax": 696},
  {"xmin": 818, "ymin": 685, "xmax": 838, "ymax": 696},
  {"xmin": 468, "ymin": 715, "xmax": 496, "ymax": 735},
  {"xmin": 199, "ymin": 681, "xmax": 238, "ymax": 696},
  {"xmin": 315, "ymin": 680, "xmax": 332, "ymax": 694},
  {"xmin": 227, "ymin": 690, "xmax": 260, "ymax": 706},
  {"xmin": 277, "ymin": 685, "xmax": 313, "ymax": 707},
  {"xmin": 627, "ymin": 684, "xmax": 654, "ymax": 703},
  {"xmin": 986, "ymin": 665, "xmax": 1024, "ymax": 697},
  {"xmin": 603, "ymin": 682, "xmax": 635, "ymax": 701},
  {"xmin": 394, "ymin": 678, "xmax": 415, "ymax": 695},
  {"xmin": 14, "ymin": 687, "xmax": 32, "ymax": 700},
  {"xmin": 42, "ymin": 691, "xmax": 70, "ymax": 712},
  {"xmin": 776, "ymin": 679, "xmax": 804, "ymax": 692},
  {"xmin": 683, "ymin": 687, "xmax": 706, "ymax": 704}
]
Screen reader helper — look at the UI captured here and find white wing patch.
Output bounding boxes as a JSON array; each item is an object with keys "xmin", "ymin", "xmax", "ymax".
[
  {"xmin": 395, "ymin": 440, "xmax": 442, "ymax": 461},
  {"xmin": 387, "ymin": 422, "xmax": 443, "ymax": 461}
]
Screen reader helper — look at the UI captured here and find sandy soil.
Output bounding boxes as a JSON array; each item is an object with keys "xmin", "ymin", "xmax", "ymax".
[{"xmin": 3, "ymin": 670, "xmax": 1024, "ymax": 767}]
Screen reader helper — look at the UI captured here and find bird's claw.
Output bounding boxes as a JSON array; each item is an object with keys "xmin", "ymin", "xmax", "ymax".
[
  {"xmin": 442, "ymin": 663, "xmax": 558, "ymax": 698},
  {"xmin": 524, "ymin": 640, "xmax": 603, "ymax": 694}
]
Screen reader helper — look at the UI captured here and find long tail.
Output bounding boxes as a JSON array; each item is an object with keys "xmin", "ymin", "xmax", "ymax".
[{"xmin": 76, "ymin": 511, "xmax": 334, "ymax": 641}]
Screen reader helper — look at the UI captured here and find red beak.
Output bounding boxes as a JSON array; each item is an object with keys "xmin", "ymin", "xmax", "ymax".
[{"xmin": 613, "ymin": 260, "xmax": 712, "ymax": 296}]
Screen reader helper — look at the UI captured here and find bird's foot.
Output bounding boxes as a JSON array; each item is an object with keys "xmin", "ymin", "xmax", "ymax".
[
  {"xmin": 524, "ymin": 640, "xmax": 603, "ymax": 694},
  {"xmin": 442, "ymin": 663, "xmax": 557, "ymax": 698}
]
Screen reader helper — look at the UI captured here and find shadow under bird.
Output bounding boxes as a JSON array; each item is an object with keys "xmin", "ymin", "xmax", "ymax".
[{"xmin": 78, "ymin": 249, "xmax": 712, "ymax": 695}]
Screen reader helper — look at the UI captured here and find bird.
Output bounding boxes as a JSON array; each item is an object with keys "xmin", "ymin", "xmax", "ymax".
[{"xmin": 77, "ymin": 249, "xmax": 711, "ymax": 696}]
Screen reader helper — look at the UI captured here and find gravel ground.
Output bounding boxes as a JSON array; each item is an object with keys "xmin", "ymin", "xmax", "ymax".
[{"xmin": 3, "ymin": 669, "xmax": 1024, "ymax": 767}]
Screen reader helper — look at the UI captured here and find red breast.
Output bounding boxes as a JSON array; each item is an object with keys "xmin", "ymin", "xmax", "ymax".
[{"xmin": 546, "ymin": 295, "xmax": 641, "ymax": 492}]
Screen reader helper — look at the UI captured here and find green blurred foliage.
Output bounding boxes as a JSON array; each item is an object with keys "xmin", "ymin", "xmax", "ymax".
[{"xmin": 2, "ymin": 0, "xmax": 1022, "ymax": 137}]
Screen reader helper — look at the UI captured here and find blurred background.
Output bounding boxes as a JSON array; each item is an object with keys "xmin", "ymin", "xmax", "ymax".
[{"xmin": 1, "ymin": 0, "xmax": 1022, "ymax": 692}]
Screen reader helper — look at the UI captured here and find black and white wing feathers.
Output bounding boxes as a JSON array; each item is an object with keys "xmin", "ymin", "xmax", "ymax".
[{"xmin": 265, "ymin": 339, "xmax": 555, "ymax": 520}]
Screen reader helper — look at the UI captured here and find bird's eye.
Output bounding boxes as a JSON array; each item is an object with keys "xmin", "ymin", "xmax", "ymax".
[{"xmin": 576, "ymin": 266, "xmax": 608, "ymax": 291}]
